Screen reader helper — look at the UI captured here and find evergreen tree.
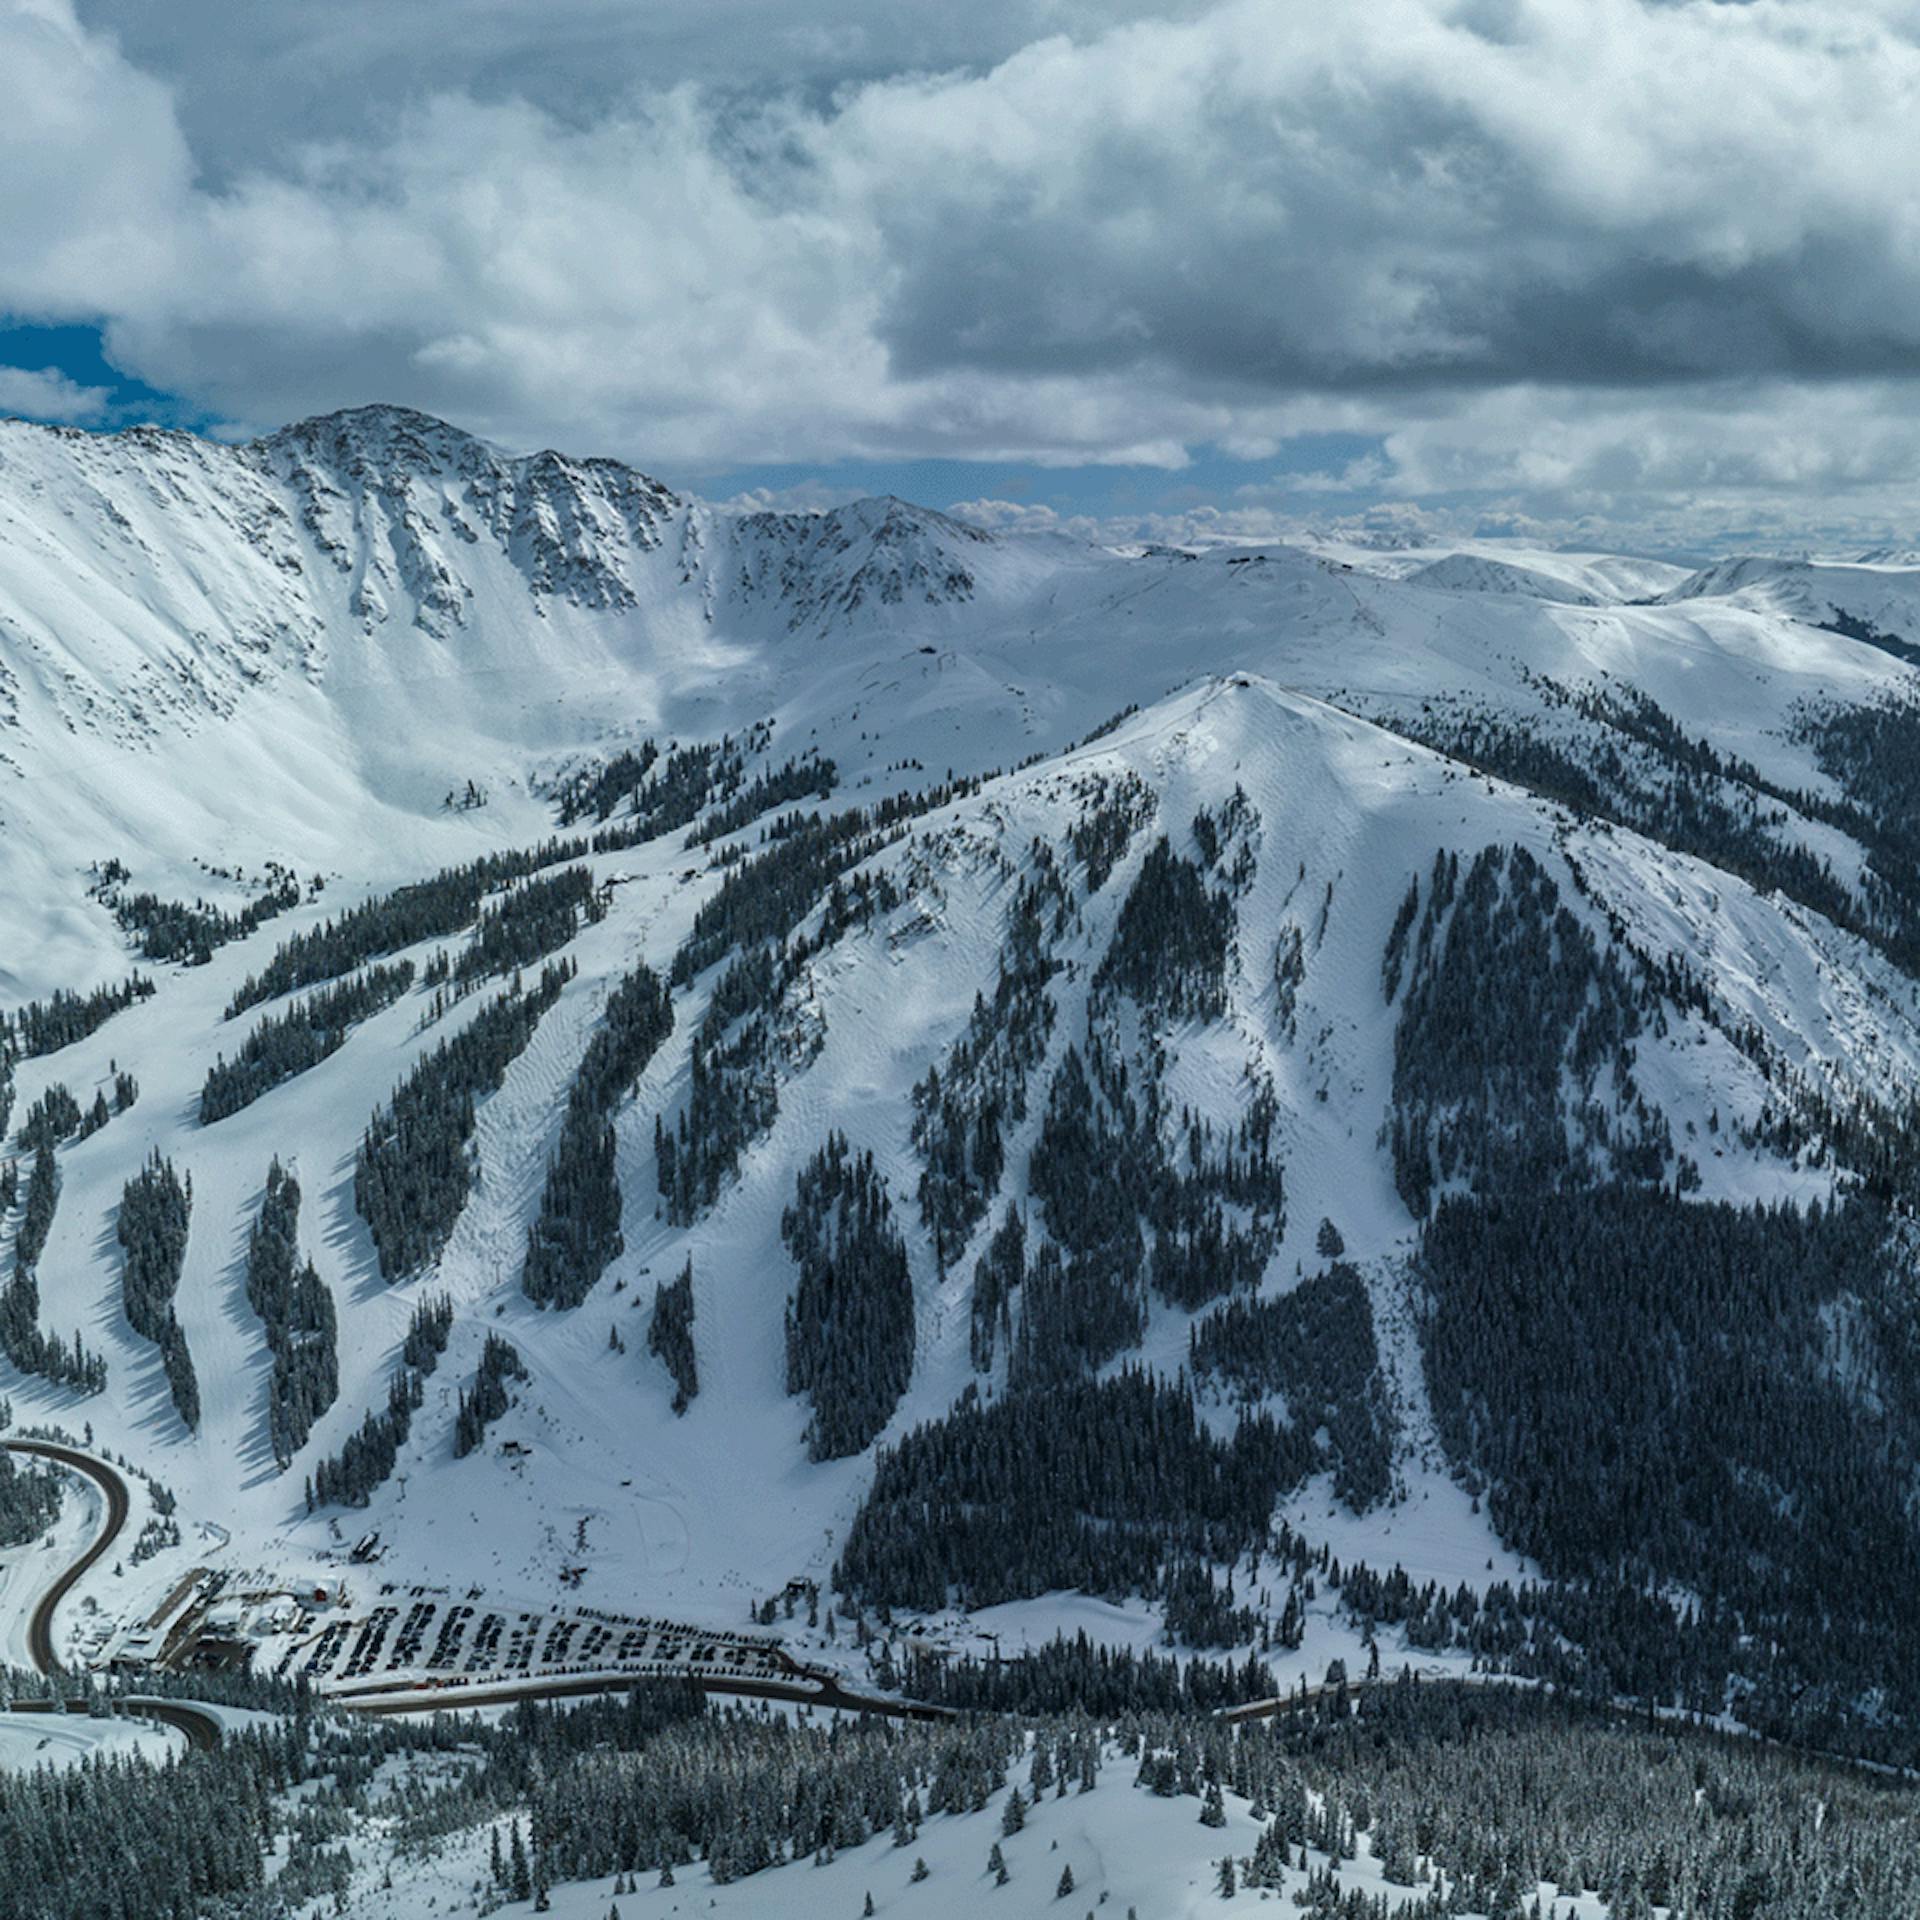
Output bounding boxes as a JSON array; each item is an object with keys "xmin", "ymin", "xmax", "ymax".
[
  {"xmin": 245, "ymin": 1161, "xmax": 339, "ymax": 1467},
  {"xmin": 782, "ymin": 1135, "xmax": 915, "ymax": 1460},
  {"xmin": 522, "ymin": 963, "xmax": 671, "ymax": 1309},
  {"xmin": 201, "ymin": 962, "xmax": 414, "ymax": 1122},
  {"xmin": 646, "ymin": 1260, "xmax": 698, "ymax": 1412},
  {"xmin": 454, "ymin": 1334, "xmax": 529, "ymax": 1457},
  {"xmin": 117, "ymin": 1153, "xmax": 197, "ymax": 1431},
  {"xmin": 356, "ymin": 962, "xmax": 571, "ymax": 1279}
]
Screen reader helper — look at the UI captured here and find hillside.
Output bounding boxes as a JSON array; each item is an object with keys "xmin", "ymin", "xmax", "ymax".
[{"xmin": 5, "ymin": 408, "xmax": 1920, "ymax": 1885}]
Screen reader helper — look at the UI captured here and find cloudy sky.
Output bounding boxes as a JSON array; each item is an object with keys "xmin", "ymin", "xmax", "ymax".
[{"xmin": 3, "ymin": 0, "xmax": 1918, "ymax": 552}]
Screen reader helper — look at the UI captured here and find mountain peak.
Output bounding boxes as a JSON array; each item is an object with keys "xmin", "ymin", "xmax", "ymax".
[{"xmin": 257, "ymin": 402, "xmax": 494, "ymax": 474}]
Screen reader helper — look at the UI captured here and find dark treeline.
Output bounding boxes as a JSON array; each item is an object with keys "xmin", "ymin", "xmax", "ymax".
[
  {"xmin": 0, "ymin": 1715, "xmax": 286, "ymax": 1919},
  {"xmin": 1021, "ymin": 1047, "xmax": 1146, "ymax": 1380},
  {"xmin": 1065, "ymin": 768, "xmax": 1155, "ymax": 892},
  {"xmin": 117, "ymin": 1152, "xmax": 197, "ymax": 1431},
  {"xmin": 18, "ymin": 1076, "xmax": 122, "ymax": 1151},
  {"xmin": 1378, "ymin": 833, "xmax": 1920, "ymax": 1761},
  {"xmin": 1, "ymin": 1140, "xmax": 106, "ymax": 1393},
  {"xmin": 1190, "ymin": 784, "xmax": 1260, "ymax": 889},
  {"xmin": 1016, "ymin": 1027, "xmax": 1284, "ymax": 1381},
  {"xmin": 686, "ymin": 751, "xmax": 837, "ymax": 846},
  {"xmin": 14, "ymin": 1083, "xmax": 83, "ymax": 1151},
  {"xmin": 201, "ymin": 961, "xmax": 414, "ymax": 1123},
  {"xmin": 782, "ymin": 1135, "xmax": 915, "ymax": 1461},
  {"xmin": 553, "ymin": 725, "xmax": 764, "ymax": 830},
  {"xmin": 968, "ymin": 1206, "xmax": 1024, "ymax": 1373},
  {"xmin": 656, "ymin": 845, "xmax": 906, "ymax": 1225},
  {"xmin": 522, "ymin": 962, "xmax": 672, "ymax": 1309},
  {"xmin": 229, "ymin": 844, "xmax": 601, "ymax": 1016},
  {"xmin": 453, "ymin": 864, "xmax": 603, "ymax": 984},
  {"xmin": 110, "ymin": 862, "xmax": 302, "ymax": 966},
  {"xmin": 652, "ymin": 770, "xmax": 987, "ymax": 1225},
  {"xmin": 913, "ymin": 844, "xmax": 1066, "ymax": 1273},
  {"xmin": 5, "ymin": 974, "xmax": 153, "ymax": 1058},
  {"xmin": 0, "ymin": 1448, "xmax": 61, "ymax": 1548},
  {"xmin": 1421, "ymin": 1184, "xmax": 1920, "ymax": 1741},
  {"xmin": 899, "ymin": 1630, "xmax": 1277, "ymax": 1717},
  {"xmin": 12, "ymin": 1141, "xmax": 57, "ymax": 1277},
  {"xmin": 1095, "ymin": 834, "xmax": 1236, "ymax": 1021},
  {"xmin": 453, "ymin": 1332, "xmax": 527, "ymax": 1456},
  {"xmin": 1389, "ymin": 843, "xmax": 1669, "ymax": 1216},
  {"xmin": 837, "ymin": 1370, "xmax": 1298, "ymax": 1613},
  {"xmin": 670, "ymin": 807, "xmax": 908, "ymax": 986},
  {"xmin": 463, "ymin": 1693, "xmax": 1024, "ymax": 1895},
  {"xmin": 1389, "ymin": 681, "xmax": 1920, "ymax": 981},
  {"xmin": 1189, "ymin": 1262, "xmax": 1395, "ymax": 1509},
  {"xmin": 226, "ymin": 735, "xmax": 857, "ymax": 1020},
  {"xmin": 647, "ymin": 1259, "xmax": 698, "ymax": 1412},
  {"xmin": 245, "ymin": 1161, "xmax": 338, "ymax": 1469},
  {"xmin": 0, "ymin": 1660, "xmax": 510, "ymax": 1920},
  {"xmin": 355, "ymin": 962, "xmax": 571, "ymax": 1280},
  {"xmin": 998, "ymin": 809, "xmax": 1279, "ymax": 1381},
  {"xmin": 1797, "ymin": 695, "xmax": 1920, "ymax": 968},
  {"xmin": 6, "ymin": 1668, "xmax": 1919, "ymax": 1920},
  {"xmin": 307, "ymin": 1294, "xmax": 453, "ymax": 1509},
  {"xmin": 553, "ymin": 739, "xmax": 660, "ymax": 825},
  {"xmin": 653, "ymin": 948, "xmax": 781, "ymax": 1225},
  {"xmin": 387, "ymin": 1671, "xmax": 1911, "ymax": 1915},
  {"xmin": 1242, "ymin": 1679, "xmax": 1920, "ymax": 1920}
]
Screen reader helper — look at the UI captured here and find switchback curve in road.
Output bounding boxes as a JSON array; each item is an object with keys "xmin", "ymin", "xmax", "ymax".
[
  {"xmin": 1, "ymin": 1438, "xmax": 130, "ymax": 1675},
  {"xmin": 0, "ymin": 1439, "xmax": 221, "ymax": 1750}
]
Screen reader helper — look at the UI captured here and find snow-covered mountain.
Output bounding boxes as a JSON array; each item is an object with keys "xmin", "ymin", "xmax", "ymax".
[{"xmin": 6, "ymin": 404, "xmax": 1920, "ymax": 1834}]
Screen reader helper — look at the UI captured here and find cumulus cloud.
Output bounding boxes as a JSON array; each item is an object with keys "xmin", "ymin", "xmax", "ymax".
[
  {"xmin": 0, "ymin": 364, "xmax": 111, "ymax": 422},
  {"xmin": 9, "ymin": 0, "xmax": 1920, "ymax": 537}
]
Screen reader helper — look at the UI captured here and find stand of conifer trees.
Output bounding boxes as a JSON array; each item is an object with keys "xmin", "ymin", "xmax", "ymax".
[
  {"xmin": 647, "ymin": 1259, "xmax": 697, "ymax": 1412},
  {"xmin": 522, "ymin": 963, "xmax": 672, "ymax": 1308},
  {"xmin": 201, "ymin": 962, "xmax": 414, "ymax": 1122},
  {"xmin": 782, "ymin": 1136, "xmax": 915, "ymax": 1460},
  {"xmin": 0, "ymin": 1131, "xmax": 105, "ymax": 1393},
  {"xmin": 454, "ymin": 1333, "xmax": 528, "ymax": 1456},
  {"xmin": 307, "ymin": 1295, "xmax": 452, "ymax": 1509},
  {"xmin": 6, "ymin": 975, "xmax": 154, "ymax": 1058},
  {"xmin": 245, "ymin": 1161, "xmax": 339, "ymax": 1467},
  {"xmin": 355, "ymin": 962, "xmax": 571, "ymax": 1279},
  {"xmin": 117, "ymin": 1152, "xmax": 197, "ymax": 1431},
  {"xmin": 0, "ymin": 1449, "xmax": 61, "ymax": 1548}
]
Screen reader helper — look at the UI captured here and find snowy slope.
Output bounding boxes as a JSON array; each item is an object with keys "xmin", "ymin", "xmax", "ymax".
[
  {"xmin": 1657, "ymin": 553, "xmax": 1920, "ymax": 650},
  {"xmin": 4, "ymin": 407, "xmax": 1920, "ymax": 1729}
]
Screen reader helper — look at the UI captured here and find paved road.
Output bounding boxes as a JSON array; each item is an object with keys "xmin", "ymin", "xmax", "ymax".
[
  {"xmin": 1, "ymin": 1439, "xmax": 130, "ymax": 1674},
  {"xmin": 0, "ymin": 1439, "xmax": 221, "ymax": 1750},
  {"xmin": 339, "ymin": 1666, "xmax": 957, "ymax": 1724},
  {"xmin": 6, "ymin": 1694, "xmax": 220, "ymax": 1752}
]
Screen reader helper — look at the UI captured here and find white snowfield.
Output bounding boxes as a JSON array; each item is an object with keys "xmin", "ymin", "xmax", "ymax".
[
  {"xmin": 0, "ymin": 1708, "xmax": 179, "ymax": 1773},
  {"xmin": 0, "ymin": 402, "xmax": 1917, "ymax": 1737}
]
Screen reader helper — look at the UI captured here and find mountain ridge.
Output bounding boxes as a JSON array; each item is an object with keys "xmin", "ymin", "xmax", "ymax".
[{"xmin": 5, "ymin": 405, "xmax": 1920, "ymax": 1793}]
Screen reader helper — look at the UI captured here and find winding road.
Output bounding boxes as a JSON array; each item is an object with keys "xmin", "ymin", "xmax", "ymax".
[
  {"xmin": 339, "ymin": 1666, "xmax": 955, "ymax": 1723},
  {"xmin": 1, "ymin": 1438, "xmax": 949, "ymax": 1737},
  {"xmin": 0, "ymin": 1439, "xmax": 219, "ymax": 1750},
  {"xmin": 2, "ymin": 1439, "xmax": 129, "ymax": 1674}
]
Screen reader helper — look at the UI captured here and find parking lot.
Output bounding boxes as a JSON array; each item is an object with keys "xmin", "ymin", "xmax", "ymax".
[{"xmin": 282, "ymin": 1589, "xmax": 790, "ymax": 1697}]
